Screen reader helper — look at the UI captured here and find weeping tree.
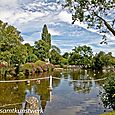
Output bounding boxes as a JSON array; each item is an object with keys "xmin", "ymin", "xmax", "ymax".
[{"xmin": 65, "ymin": 0, "xmax": 115, "ymax": 43}]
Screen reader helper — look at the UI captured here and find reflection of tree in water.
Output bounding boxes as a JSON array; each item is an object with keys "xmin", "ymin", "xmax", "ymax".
[
  {"xmin": 31, "ymin": 80, "xmax": 50, "ymax": 111},
  {"xmin": 73, "ymin": 81, "xmax": 93, "ymax": 93},
  {"xmin": 52, "ymin": 70, "xmax": 61, "ymax": 88},
  {"xmin": 70, "ymin": 70, "xmax": 109, "ymax": 93},
  {"xmin": 0, "ymin": 82, "xmax": 26, "ymax": 109},
  {"xmin": 68, "ymin": 69, "xmax": 111, "ymax": 93},
  {"xmin": 0, "ymin": 71, "xmax": 62, "ymax": 113}
]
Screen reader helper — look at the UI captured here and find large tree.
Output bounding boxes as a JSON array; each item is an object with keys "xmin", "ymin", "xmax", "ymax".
[
  {"xmin": 69, "ymin": 45, "xmax": 93, "ymax": 68},
  {"xmin": 42, "ymin": 24, "xmax": 51, "ymax": 47},
  {"xmin": 92, "ymin": 51, "xmax": 112, "ymax": 70},
  {"xmin": 34, "ymin": 40, "xmax": 50, "ymax": 61},
  {"xmin": 65, "ymin": 0, "xmax": 115, "ymax": 37},
  {"xmin": 0, "ymin": 20, "xmax": 24, "ymax": 66},
  {"xmin": 0, "ymin": 20, "xmax": 23, "ymax": 52}
]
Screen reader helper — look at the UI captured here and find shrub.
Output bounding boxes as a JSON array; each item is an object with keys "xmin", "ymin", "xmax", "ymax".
[
  {"xmin": 36, "ymin": 66, "xmax": 43, "ymax": 73},
  {"xmin": 22, "ymin": 63, "xmax": 35, "ymax": 75},
  {"xmin": 101, "ymin": 73, "xmax": 115, "ymax": 110},
  {"xmin": 47, "ymin": 63, "xmax": 54, "ymax": 71},
  {"xmin": 35, "ymin": 60, "xmax": 46, "ymax": 66}
]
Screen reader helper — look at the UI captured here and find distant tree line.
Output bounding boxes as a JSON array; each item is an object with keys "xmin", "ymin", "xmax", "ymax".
[
  {"xmin": 0, "ymin": 20, "xmax": 115, "ymax": 78},
  {"xmin": 62, "ymin": 46, "xmax": 114, "ymax": 70}
]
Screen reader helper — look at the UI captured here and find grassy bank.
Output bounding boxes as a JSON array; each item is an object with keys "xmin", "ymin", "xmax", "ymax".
[{"xmin": 100, "ymin": 111, "xmax": 115, "ymax": 115}]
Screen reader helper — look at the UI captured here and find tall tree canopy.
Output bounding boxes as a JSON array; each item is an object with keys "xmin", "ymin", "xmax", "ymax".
[
  {"xmin": 69, "ymin": 45, "xmax": 93, "ymax": 68},
  {"xmin": 42, "ymin": 24, "xmax": 51, "ymax": 47},
  {"xmin": 0, "ymin": 20, "xmax": 23, "ymax": 52},
  {"xmin": 34, "ymin": 40, "xmax": 50, "ymax": 61},
  {"xmin": 0, "ymin": 20, "xmax": 25, "ymax": 66},
  {"xmin": 65, "ymin": 0, "xmax": 115, "ymax": 36}
]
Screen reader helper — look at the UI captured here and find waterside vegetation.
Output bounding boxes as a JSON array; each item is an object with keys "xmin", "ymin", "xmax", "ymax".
[{"xmin": 0, "ymin": 20, "xmax": 115, "ymax": 79}]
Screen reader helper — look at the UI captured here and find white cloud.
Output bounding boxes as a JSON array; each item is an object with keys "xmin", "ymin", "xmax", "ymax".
[
  {"xmin": 0, "ymin": 0, "xmax": 18, "ymax": 5},
  {"xmin": 58, "ymin": 11, "xmax": 72, "ymax": 24},
  {"xmin": 0, "ymin": 1, "xmax": 114, "ymax": 56},
  {"xmin": 48, "ymin": 28, "xmax": 61, "ymax": 35}
]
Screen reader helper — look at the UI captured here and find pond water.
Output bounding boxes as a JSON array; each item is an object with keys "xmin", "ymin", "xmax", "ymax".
[{"xmin": 0, "ymin": 70, "xmax": 112, "ymax": 115}]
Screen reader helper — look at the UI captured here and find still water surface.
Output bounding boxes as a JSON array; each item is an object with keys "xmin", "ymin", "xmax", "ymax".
[{"xmin": 0, "ymin": 70, "xmax": 112, "ymax": 115}]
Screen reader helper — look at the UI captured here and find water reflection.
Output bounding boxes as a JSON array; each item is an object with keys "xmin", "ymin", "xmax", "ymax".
[{"xmin": 0, "ymin": 70, "xmax": 112, "ymax": 115}]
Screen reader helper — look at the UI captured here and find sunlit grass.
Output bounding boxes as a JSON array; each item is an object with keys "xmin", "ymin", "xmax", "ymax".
[{"xmin": 100, "ymin": 111, "xmax": 115, "ymax": 115}]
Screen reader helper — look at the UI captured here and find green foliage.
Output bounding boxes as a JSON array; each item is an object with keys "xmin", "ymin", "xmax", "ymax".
[
  {"xmin": 10, "ymin": 44, "xmax": 28, "ymax": 65},
  {"xmin": 0, "ymin": 20, "xmax": 24, "ymax": 66},
  {"xmin": 26, "ymin": 54, "xmax": 38, "ymax": 63},
  {"xmin": 0, "ymin": 20, "xmax": 23, "ymax": 52},
  {"xmin": 34, "ymin": 40, "xmax": 50, "ymax": 61},
  {"xmin": 111, "ymin": 58, "xmax": 115, "ymax": 66},
  {"xmin": 22, "ymin": 63, "xmax": 34, "ymax": 70},
  {"xmin": 51, "ymin": 45, "xmax": 61, "ymax": 54},
  {"xmin": 35, "ymin": 60, "xmax": 46, "ymax": 66},
  {"xmin": 65, "ymin": 0, "xmax": 115, "ymax": 36},
  {"xmin": 92, "ymin": 51, "xmax": 112, "ymax": 70},
  {"xmin": 62, "ymin": 52, "xmax": 69, "ymax": 59},
  {"xmin": 42, "ymin": 24, "xmax": 51, "ymax": 47},
  {"xmin": 50, "ymin": 49, "xmax": 61, "ymax": 65},
  {"xmin": 69, "ymin": 45, "xmax": 93, "ymax": 68},
  {"xmin": 101, "ymin": 73, "xmax": 115, "ymax": 110},
  {"xmin": 61, "ymin": 57, "xmax": 68, "ymax": 65},
  {"xmin": 24, "ymin": 43, "xmax": 33, "ymax": 55}
]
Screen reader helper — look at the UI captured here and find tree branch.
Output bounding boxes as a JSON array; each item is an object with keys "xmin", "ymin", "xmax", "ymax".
[{"xmin": 94, "ymin": 12, "xmax": 115, "ymax": 36}]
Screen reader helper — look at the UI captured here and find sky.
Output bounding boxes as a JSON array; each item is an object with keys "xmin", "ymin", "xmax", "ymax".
[{"xmin": 0, "ymin": 0, "xmax": 115, "ymax": 56}]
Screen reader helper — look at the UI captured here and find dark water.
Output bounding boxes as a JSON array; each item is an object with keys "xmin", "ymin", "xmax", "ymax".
[{"xmin": 0, "ymin": 70, "xmax": 112, "ymax": 115}]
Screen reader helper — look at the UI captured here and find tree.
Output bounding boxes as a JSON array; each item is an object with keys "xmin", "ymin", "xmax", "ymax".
[
  {"xmin": 65, "ymin": 0, "xmax": 115, "ymax": 36},
  {"xmin": 34, "ymin": 40, "xmax": 50, "ymax": 61},
  {"xmin": 69, "ymin": 45, "xmax": 93, "ymax": 68},
  {"xmin": 101, "ymin": 73, "xmax": 115, "ymax": 110},
  {"xmin": 93, "ymin": 51, "xmax": 112, "ymax": 70},
  {"xmin": 0, "ymin": 20, "xmax": 23, "ymax": 52},
  {"xmin": 42, "ymin": 24, "xmax": 51, "ymax": 47},
  {"xmin": 0, "ymin": 20, "xmax": 24, "ymax": 66},
  {"xmin": 49, "ymin": 45, "xmax": 61, "ymax": 64},
  {"xmin": 26, "ymin": 54, "xmax": 38, "ymax": 63},
  {"xmin": 24, "ymin": 43, "xmax": 33, "ymax": 55},
  {"xmin": 51, "ymin": 45, "xmax": 61, "ymax": 54},
  {"xmin": 62, "ymin": 52, "xmax": 70, "ymax": 59},
  {"xmin": 50, "ymin": 49, "xmax": 61, "ymax": 65}
]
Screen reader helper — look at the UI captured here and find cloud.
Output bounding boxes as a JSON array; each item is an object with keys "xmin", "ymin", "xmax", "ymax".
[
  {"xmin": 0, "ymin": 0, "xmax": 18, "ymax": 6},
  {"xmin": 58, "ymin": 11, "xmax": 72, "ymax": 24},
  {"xmin": 0, "ymin": 1, "xmax": 115, "ymax": 56},
  {"xmin": 48, "ymin": 28, "xmax": 61, "ymax": 35}
]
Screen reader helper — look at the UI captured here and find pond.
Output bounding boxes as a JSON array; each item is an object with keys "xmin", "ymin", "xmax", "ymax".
[{"xmin": 0, "ymin": 70, "xmax": 113, "ymax": 115}]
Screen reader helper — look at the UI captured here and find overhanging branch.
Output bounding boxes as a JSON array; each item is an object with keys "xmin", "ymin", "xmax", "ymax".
[{"xmin": 94, "ymin": 12, "xmax": 115, "ymax": 36}]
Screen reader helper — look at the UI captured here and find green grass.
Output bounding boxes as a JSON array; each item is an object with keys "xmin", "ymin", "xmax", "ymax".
[{"xmin": 100, "ymin": 111, "xmax": 115, "ymax": 115}]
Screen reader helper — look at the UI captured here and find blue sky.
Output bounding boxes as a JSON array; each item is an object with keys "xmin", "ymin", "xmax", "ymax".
[{"xmin": 0, "ymin": 0, "xmax": 115, "ymax": 55}]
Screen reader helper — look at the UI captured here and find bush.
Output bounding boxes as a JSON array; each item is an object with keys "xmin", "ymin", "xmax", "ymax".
[
  {"xmin": 22, "ymin": 63, "xmax": 35, "ymax": 75},
  {"xmin": 23, "ymin": 63, "xmax": 34, "ymax": 70},
  {"xmin": 21, "ymin": 60, "xmax": 54, "ymax": 76},
  {"xmin": 35, "ymin": 60, "xmax": 46, "ymax": 66},
  {"xmin": 36, "ymin": 66, "xmax": 43, "ymax": 73},
  {"xmin": 46, "ymin": 63, "xmax": 54, "ymax": 72},
  {"xmin": 101, "ymin": 73, "xmax": 115, "ymax": 110}
]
